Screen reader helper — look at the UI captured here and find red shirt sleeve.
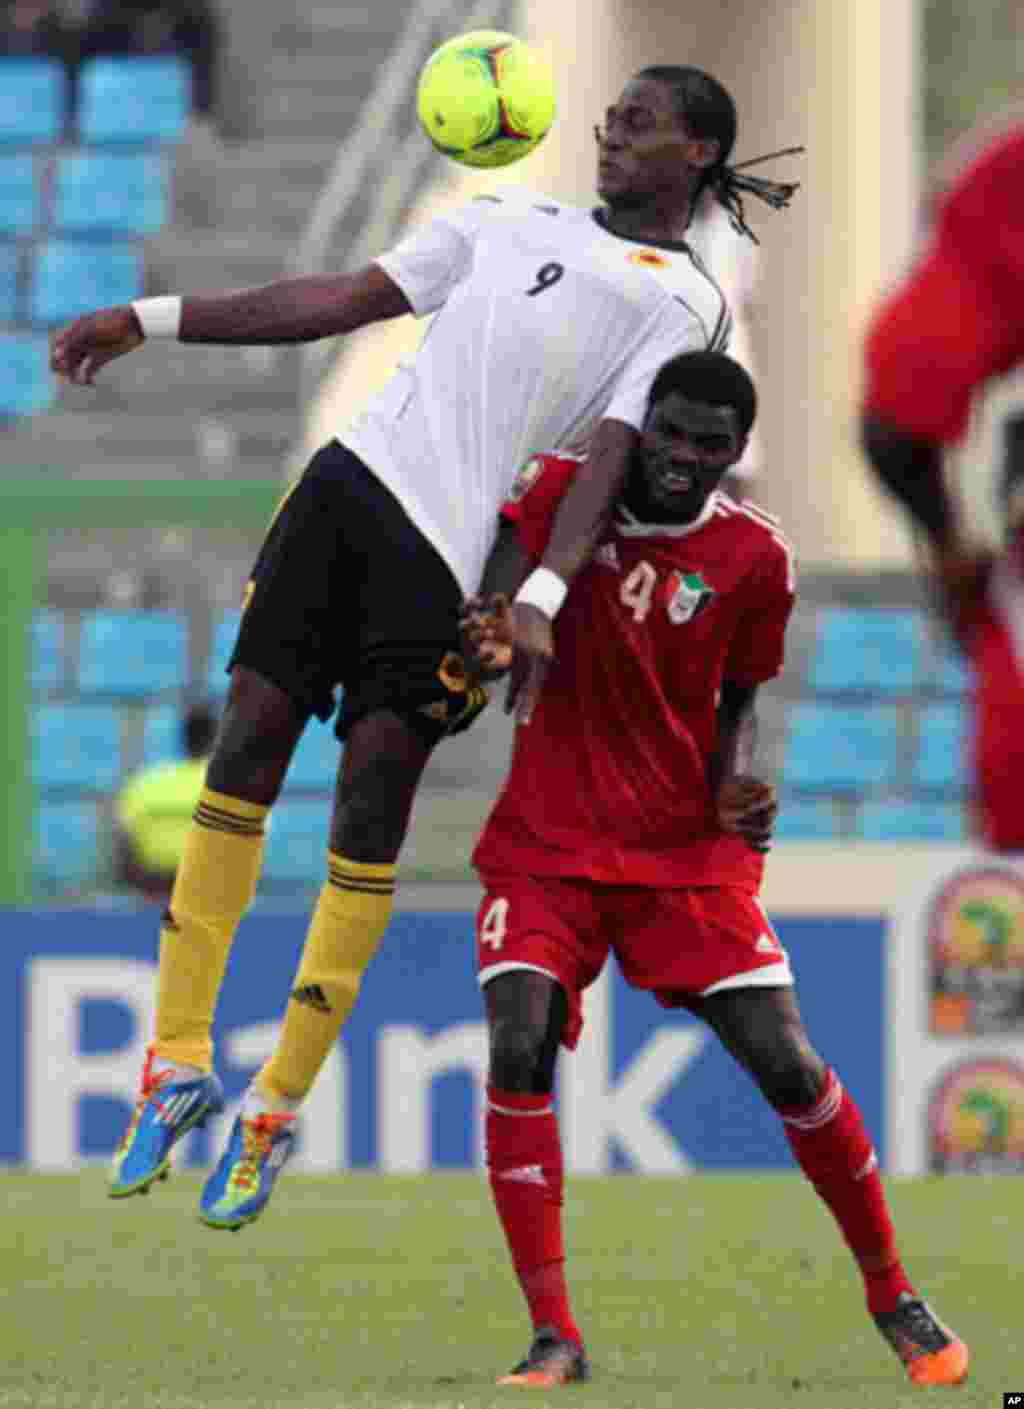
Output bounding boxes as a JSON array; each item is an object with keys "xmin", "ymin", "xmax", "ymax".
[
  {"xmin": 724, "ymin": 539, "xmax": 795, "ymax": 686},
  {"xmin": 500, "ymin": 454, "xmax": 579, "ymax": 562},
  {"xmin": 863, "ymin": 126, "xmax": 1024, "ymax": 444}
]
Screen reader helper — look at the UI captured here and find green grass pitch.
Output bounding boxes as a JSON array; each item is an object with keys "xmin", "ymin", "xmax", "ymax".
[{"xmin": 0, "ymin": 1171, "xmax": 1012, "ymax": 1409}]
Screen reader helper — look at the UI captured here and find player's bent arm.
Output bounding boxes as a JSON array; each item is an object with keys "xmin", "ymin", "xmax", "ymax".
[
  {"xmin": 530, "ymin": 419, "xmax": 637, "ymax": 591},
  {"xmin": 709, "ymin": 680, "xmax": 760, "ymax": 790},
  {"xmin": 478, "ymin": 516, "xmax": 532, "ymax": 603},
  {"xmin": 711, "ymin": 682, "xmax": 778, "ymax": 850},
  {"xmin": 51, "ymin": 264, "xmax": 411, "ymax": 385}
]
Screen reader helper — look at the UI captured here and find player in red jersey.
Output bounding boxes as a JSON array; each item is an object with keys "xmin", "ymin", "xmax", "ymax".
[
  {"xmin": 465, "ymin": 352, "xmax": 968, "ymax": 1389},
  {"xmin": 862, "ymin": 116, "xmax": 1024, "ymax": 851}
]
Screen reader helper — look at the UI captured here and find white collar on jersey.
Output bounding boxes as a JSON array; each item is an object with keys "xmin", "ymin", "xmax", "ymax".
[{"xmin": 615, "ymin": 489, "xmax": 722, "ymax": 539}]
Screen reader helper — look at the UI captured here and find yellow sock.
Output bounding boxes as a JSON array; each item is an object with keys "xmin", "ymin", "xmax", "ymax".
[
  {"xmin": 257, "ymin": 852, "xmax": 396, "ymax": 1102},
  {"xmin": 154, "ymin": 786, "xmax": 268, "ymax": 1070}
]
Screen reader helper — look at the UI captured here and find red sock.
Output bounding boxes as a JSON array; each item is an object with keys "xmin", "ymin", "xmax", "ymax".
[
  {"xmin": 780, "ymin": 1069, "xmax": 915, "ymax": 1315},
  {"xmin": 485, "ymin": 1084, "xmax": 582, "ymax": 1347}
]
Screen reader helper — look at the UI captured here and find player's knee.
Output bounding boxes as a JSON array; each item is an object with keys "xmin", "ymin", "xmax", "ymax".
[
  {"xmin": 206, "ymin": 670, "xmax": 306, "ymax": 804},
  {"xmin": 747, "ymin": 1023, "xmax": 825, "ymax": 1110},
  {"xmin": 332, "ymin": 761, "xmax": 420, "ymax": 862},
  {"xmin": 489, "ymin": 1014, "xmax": 552, "ymax": 1093}
]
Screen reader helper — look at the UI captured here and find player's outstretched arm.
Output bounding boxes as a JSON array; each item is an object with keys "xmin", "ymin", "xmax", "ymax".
[
  {"xmin": 51, "ymin": 264, "xmax": 411, "ymax": 386},
  {"xmin": 508, "ymin": 419, "xmax": 637, "ymax": 722}
]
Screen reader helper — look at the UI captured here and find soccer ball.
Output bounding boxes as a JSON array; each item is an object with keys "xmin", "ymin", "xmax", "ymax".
[{"xmin": 416, "ymin": 30, "xmax": 556, "ymax": 169}]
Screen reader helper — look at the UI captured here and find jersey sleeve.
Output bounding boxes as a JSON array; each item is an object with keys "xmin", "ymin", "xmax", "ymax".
[
  {"xmin": 603, "ymin": 301, "xmax": 713, "ymax": 430},
  {"xmin": 723, "ymin": 539, "xmax": 796, "ymax": 686},
  {"xmin": 374, "ymin": 198, "xmax": 490, "ymax": 316},
  {"xmin": 863, "ymin": 129, "xmax": 1024, "ymax": 444},
  {"xmin": 500, "ymin": 455, "xmax": 578, "ymax": 562}
]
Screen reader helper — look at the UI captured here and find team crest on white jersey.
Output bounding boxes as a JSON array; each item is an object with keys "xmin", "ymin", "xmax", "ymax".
[
  {"xmin": 666, "ymin": 569, "xmax": 716, "ymax": 624},
  {"xmin": 510, "ymin": 457, "xmax": 544, "ymax": 502},
  {"xmin": 628, "ymin": 249, "xmax": 670, "ymax": 269}
]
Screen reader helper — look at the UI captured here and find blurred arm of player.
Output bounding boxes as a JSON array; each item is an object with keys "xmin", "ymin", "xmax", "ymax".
[
  {"xmin": 709, "ymin": 680, "xmax": 777, "ymax": 852},
  {"xmin": 50, "ymin": 265, "xmax": 412, "ymax": 385},
  {"xmin": 860, "ymin": 126, "xmax": 1024, "ymax": 638}
]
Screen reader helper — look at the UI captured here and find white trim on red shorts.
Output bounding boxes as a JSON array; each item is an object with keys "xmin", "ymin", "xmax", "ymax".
[
  {"xmin": 479, "ymin": 961, "xmax": 561, "ymax": 988},
  {"xmin": 700, "ymin": 956, "xmax": 793, "ymax": 996}
]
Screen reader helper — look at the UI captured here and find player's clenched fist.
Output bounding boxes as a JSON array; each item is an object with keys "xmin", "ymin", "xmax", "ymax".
[
  {"xmin": 459, "ymin": 594, "xmax": 515, "ymax": 679},
  {"xmin": 716, "ymin": 775, "xmax": 778, "ymax": 852},
  {"xmin": 51, "ymin": 305, "xmax": 145, "ymax": 386}
]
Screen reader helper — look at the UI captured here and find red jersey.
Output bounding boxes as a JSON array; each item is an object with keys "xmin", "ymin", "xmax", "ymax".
[
  {"xmin": 863, "ymin": 121, "xmax": 1024, "ymax": 444},
  {"xmin": 472, "ymin": 454, "xmax": 796, "ymax": 889}
]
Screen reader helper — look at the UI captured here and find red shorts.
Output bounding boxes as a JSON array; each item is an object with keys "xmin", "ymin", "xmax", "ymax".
[
  {"xmin": 973, "ymin": 588, "xmax": 1024, "ymax": 850},
  {"xmin": 475, "ymin": 873, "xmax": 792, "ymax": 1049}
]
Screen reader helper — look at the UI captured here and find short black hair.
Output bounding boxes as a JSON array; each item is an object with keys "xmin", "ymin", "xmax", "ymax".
[
  {"xmin": 646, "ymin": 351, "xmax": 757, "ymax": 435},
  {"xmin": 183, "ymin": 700, "xmax": 218, "ymax": 758},
  {"xmin": 634, "ymin": 64, "xmax": 801, "ymax": 244}
]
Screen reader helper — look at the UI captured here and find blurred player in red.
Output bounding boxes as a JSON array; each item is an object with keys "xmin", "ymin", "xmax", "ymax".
[
  {"xmin": 465, "ymin": 351, "xmax": 968, "ymax": 1388},
  {"xmin": 862, "ymin": 115, "xmax": 1024, "ymax": 852}
]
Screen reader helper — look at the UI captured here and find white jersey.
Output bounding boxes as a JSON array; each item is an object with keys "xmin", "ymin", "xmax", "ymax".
[{"xmin": 340, "ymin": 187, "xmax": 731, "ymax": 596}]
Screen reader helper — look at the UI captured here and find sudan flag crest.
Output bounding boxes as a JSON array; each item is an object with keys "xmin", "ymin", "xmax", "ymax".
[{"xmin": 666, "ymin": 569, "xmax": 715, "ymax": 624}]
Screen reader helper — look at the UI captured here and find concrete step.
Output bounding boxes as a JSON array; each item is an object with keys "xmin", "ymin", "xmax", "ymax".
[
  {"xmin": 225, "ymin": 139, "xmax": 342, "ymax": 181},
  {"xmin": 265, "ymin": 48, "xmax": 396, "ymax": 88},
  {"xmin": 149, "ymin": 232, "xmax": 291, "ymax": 290},
  {"xmin": 258, "ymin": 87, "xmax": 367, "ymax": 137},
  {"xmin": 25, "ymin": 408, "xmax": 296, "ymax": 463},
  {"xmin": 216, "ymin": 186, "xmax": 318, "ymax": 237}
]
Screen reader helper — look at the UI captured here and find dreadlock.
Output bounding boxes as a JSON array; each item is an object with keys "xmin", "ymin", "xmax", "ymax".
[{"xmin": 636, "ymin": 65, "xmax": 803, "ymax": 244}]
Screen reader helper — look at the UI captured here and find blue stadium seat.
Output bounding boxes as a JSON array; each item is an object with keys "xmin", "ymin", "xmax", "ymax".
[
  {"xmin": 808, "ymin": 608, "xmax": 923, "ymax": 695},
  {"xmin": 34, "ymin": 802, "xmax": 100, "ymax": 891},
  {"xmin": 78, "ymin": 610, "xmax": 189, "ymax": 697},
  {"xmin": 28, "ymin": 240, "xmax": 142, "ymax": 326},
  {"xmin": 31, "ymin": 611, "xmax": 63, "ymax": 693},
  {"xmin": 774, "ymin": 798, "xmax": 839, "ymax": 840},
  {"xmin": 0, "ymin": 334, "xmax": 55, "ymax": 417},
  {"xmin": 77, "ymin": 57, "xmax": 191, "ymax": 146},
  {"xmin": 931, "ymin": 645, "xmax": 972, "ymax": 696},
  {"xmin": 286, "ymin": 719, "xmax": 341, "ymax": 790},
  {"xmin": 205, "ymin": 609, "xmax": 242, "ymax": 696},
  {"xmin": 0, "ymin": 245, "xmax": 18, "ymax": 323},
  {"xmin": 783, "ymin": 704, "xmax": 902, "ymax": 793},
  {"xmin": 142, "ymin": 703, "xmax": 183, "ymax": 765},
  {"xmin": 912, "ymin": 703, "xmax": 968, "ymax": 791},
  {"xmin": 0, "ymin": 155, "xmax": 39, "ymax": 237},
  {"xmin": 33, "ymin": 704, "xmax": 121, "ymax": 792},
  {"xmin": 54, "ymin": 152, "xmax": 169, "ymax": 238},
  {"xmin": 263, "ymin": 801, "xmax": 328, "ymax": 888},
  {"xmin": 0, "ymin": 58, "xmax": 66, "ymax": 146},
  {"xmin": 855, "ymin": 799, "xmax": 965, "ymax": 842}
]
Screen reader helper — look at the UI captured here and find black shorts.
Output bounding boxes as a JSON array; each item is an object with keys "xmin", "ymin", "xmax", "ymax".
[{"xmin": 229, "ymin": 441, "xmax": 483, "ymax": 742}]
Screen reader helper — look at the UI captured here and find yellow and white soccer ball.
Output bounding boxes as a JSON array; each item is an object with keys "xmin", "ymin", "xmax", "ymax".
[{"xmin": 416, "ymin": 30, "xmax": 556, "ymax": 169}]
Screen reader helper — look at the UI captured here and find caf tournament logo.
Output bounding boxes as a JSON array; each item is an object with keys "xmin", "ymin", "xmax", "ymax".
[
  {"xmin": 928, "ymin": 1057, "xmax": 1024, "ymax": 1173},
  {"xmin": 927, "ymin": 866, "xmax": 1024, "ymax": 1036},
  {"xmin": 665, "ymin": 569, "xmax": 715, "ymax": 625}
]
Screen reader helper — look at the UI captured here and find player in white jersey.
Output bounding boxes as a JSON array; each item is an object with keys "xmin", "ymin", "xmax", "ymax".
[{"xmin": 52, "ymin": 65, "xmax": 799, "ymax": 1234}]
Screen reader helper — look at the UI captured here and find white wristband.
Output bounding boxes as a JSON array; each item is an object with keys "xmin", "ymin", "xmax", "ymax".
[
  {"xmin": 515, "ymin": 566, "xmax": 568, "ymax": 619},
  {"xmin": 131, "ymin": 295, "xmax": 182, "ymax": 339}
]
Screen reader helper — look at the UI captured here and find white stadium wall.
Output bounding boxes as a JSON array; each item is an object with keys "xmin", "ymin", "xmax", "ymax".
[{"xmin": 304, "ymin": 0, "xmax": 921, "ymax": 569}]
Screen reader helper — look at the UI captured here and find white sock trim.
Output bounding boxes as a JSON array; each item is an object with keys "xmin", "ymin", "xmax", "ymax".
[
  {"xmin": 487, "ymin": 1100, "xmax": 554, "ymax": 1117},
  {"xmin": 243, "ymin": 1084, "xmax": 302, "ymax": 1118}
]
